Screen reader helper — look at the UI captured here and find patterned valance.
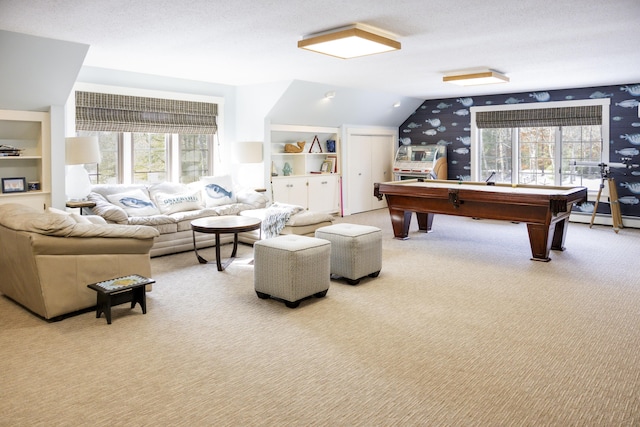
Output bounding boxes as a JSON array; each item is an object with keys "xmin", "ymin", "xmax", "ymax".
[
  {"xmin": 476, "ymin": 105, "xmax": 602, "ymax": 128},
  {"xmin": 76, "ymin": 91, "xmax": 218, "ymax": 134}
]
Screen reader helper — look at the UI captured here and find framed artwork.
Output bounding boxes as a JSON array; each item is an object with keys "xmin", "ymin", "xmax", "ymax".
[
  {"xmin": 321, "ymin": 157, "xmax": 336, "ymax": 173},
  {"xmin": 2, "ymin": 177, "xmax": 26, "ymax": 193},
  {"xmin": 320, "ymin": 160, "xmax": 332, "ymax": 173}
]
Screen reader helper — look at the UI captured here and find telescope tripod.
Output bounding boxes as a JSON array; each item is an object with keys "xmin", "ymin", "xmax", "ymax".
[{"xmin": 589, "ymin": 163, "xmax": 623, "ymax": 233}]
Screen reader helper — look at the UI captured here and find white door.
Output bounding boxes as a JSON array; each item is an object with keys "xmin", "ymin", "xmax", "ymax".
[
  {"xmin": 348, "ymin": 134, "xmax": 394, "ymax": 214},
  {"xmin": 370, "ymin": 135, "xmax": 393, "ymax": 210}
]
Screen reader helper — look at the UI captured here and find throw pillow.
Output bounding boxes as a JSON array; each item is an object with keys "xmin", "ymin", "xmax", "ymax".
[
  {"xmin": 47, "ymin": 207, "xmax": 91, "ymax": 224},
  {"xmin": 201, "ymin": 175, "xmax": 236, "ymax": 207},
  {"xmin": 106, "ymin": 189, "xmax": 160, "ymax": 217},
  {"xmin": 153, "ymin": 190, "xmax": 203, "ymax": 214}
]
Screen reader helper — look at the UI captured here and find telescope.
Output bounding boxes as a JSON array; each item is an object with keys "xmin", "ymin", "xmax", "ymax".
[{"xmin": 570, "ymin": 159, "xmax": 639, "ymax": 169}]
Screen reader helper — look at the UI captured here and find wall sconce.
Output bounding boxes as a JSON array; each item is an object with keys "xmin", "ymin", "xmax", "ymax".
[
  {"xmin": 65, "ymin": 136, "xmax": 100, "ymax": 201},
  {"xmin": 298, "ymin": 24, "xmax": 401, "ymax": 59},
  {"xmin": 443, "ymin": 70, "xmax": 509, "ymax": 86}
]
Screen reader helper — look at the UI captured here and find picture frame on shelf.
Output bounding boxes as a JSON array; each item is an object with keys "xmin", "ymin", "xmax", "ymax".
[
  {"xmin": 325, "ymin": 154, "xmax": 338, "ymax": 173},
  {"xmin": 320, "ymin": 160, "xmax": 332, "ymax": 173},
  {"xmin": 2, "ymin": 177, "xmax": 27, "ymax": 193}
]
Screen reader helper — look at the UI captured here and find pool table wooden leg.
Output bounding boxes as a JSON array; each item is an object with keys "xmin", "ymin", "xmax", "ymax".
[
  {"xmin": 550, "ymin": 218, "xmax": 568, "ymax": 252},
  {"xmin": 526, "ymin": 223, "xmax": 553, "ymax": 262},
  {"xmin": 416, "ymin": 212, "xmax": 434, "ymax": 232},
  {"xmin": 389, "ymin": 208, "xmax": 412, "ymax": 239}
]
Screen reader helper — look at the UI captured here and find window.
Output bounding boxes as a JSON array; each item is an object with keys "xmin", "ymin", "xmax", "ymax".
[
  {"xmin": 79, "ymin": 131, "xmax": 212, "ymax": 185},
  {"xmin": 73, "ymin": 88, "xmax": 219, "ymax": 185},
  {"xmin": 471, "ymin": 99, "xmax": 610, "ymax": 192},
  {"xmin": 133, "ymin": 133, "xmax": 168, "ymax": 183},
  {"xmin": 179, "ymin": 134, "xmax": 211, "ymax": 183}
]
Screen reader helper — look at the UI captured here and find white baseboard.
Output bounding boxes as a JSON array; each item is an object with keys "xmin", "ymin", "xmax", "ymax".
[{"xmin": 570, "ymin": 212, "xmax": 640, "ymax": 229}]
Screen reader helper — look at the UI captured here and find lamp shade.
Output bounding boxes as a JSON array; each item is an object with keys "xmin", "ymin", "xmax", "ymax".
[
  {"xmin": 65, "ymin": 136, "xmax": 101, "ymax": 165},
  {"xmin": 233, "ymin": 141, "xmax": 263, "ymax": 164}
]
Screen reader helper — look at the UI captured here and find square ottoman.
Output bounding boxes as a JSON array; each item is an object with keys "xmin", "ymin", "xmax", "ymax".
[
  {"xmin": 315, "ymin": 223, "xmax": 382, "ymax": 285},
  {"xmin": 254, "ymin": 235, "xmax": 331, "ymax": 308}
]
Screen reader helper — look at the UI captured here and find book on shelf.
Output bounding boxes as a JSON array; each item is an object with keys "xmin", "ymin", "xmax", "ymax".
[{"xmin": 0, "ymin": 144, "xmax": 22, "ymax": 156}]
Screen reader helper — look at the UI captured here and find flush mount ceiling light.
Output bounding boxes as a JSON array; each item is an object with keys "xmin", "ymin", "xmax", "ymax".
[
  {"xmin": 298, "ymin": 24, "xmax": 401, "ymax": 59},
  {"xmin": 324, "ymin": 91, "xmax": 336, "ymax": 99},
  {"xmin": 443, "ymin": 70, "xmax": 510, "ymax": 86}
]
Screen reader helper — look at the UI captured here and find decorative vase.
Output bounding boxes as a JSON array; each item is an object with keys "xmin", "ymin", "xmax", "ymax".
[
  {"xmin": 326, "ymin": 140, "xmax": 336, "ymax": 153},
  {"xmin": 282, "ymin": 162, "xmax": 292, "ymax": 176}
]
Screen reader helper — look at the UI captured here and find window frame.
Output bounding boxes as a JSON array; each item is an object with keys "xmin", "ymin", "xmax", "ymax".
[
  {"xmin": 67, "ymin": 83, "xmax": 224, "ymax": 185},
  {"xmin": 470, "ymin": 98, "xmax": 610, "ymax": 192}
]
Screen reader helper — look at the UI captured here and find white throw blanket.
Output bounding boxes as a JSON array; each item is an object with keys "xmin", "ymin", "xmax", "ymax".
[{"xmin": 261, "ymin": 202, "xmax": 304, "ymax": 239}]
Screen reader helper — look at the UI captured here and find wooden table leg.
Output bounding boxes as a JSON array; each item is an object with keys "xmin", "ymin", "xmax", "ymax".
[
  {"xmin": 193, "ymin": 230, "xmax": 208, "ymax": 264},
  {"xmin": 389, "ymin": 208, "xmax": 412, "ymax": 239}
]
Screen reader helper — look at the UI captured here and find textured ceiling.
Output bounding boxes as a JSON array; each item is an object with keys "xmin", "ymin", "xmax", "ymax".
[{"xmin": 1, "ymin": 0, "xmax": 639, "ymax": 99}]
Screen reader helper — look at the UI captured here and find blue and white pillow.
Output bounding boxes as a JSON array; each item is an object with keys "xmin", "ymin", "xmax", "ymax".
[
  {"xmin": 106, "ymin": 189, "xmax": 160, "ymax": 217},
  {"xmin": 153, "ymin": 190, "xmax": 203, "ymax": 214},
  {"xmin": 200, "ymin": 175, "xmax": 236, "ymax": 207}
]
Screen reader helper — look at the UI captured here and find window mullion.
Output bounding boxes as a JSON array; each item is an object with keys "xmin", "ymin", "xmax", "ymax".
[
  {"xmin": 555, "ymin": 127, "xmax": 562, "ymax": 185},
  {"xmin": 122, "ymin": 133, "xmax": 133, "ymax": 184},
  {"xmin": 169, "ymin": 134, "xmax": 179, "ymax": 182},
  {"xmin": 512, "ymin": 128, "xmax": 519, "ymax": 185}
]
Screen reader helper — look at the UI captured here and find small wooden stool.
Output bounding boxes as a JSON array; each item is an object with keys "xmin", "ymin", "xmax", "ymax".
[{"xmin": 87, "ymin": 275, "xmax": 155, "ymax": 324}]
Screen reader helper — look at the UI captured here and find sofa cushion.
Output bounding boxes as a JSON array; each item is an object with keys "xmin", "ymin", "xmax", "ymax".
[
  {"xmin": 0, "ymin": 204, "xmax": 76, "ymax": 236},
  {"xmin": 153, "ymin": 189, "xmax": 203, "ymax": 214},
  {"xmin": 201, "ymin": 175, "xmax": 236, "ymax": 207},
  {"xmin": 48, "ymin": 207, "xmax": 92, "ymax": 224},
  {"xmin": 107, "ymin": 189, "xmax": 161, "ymax": 217},
  {"xmin": 237, "ymin": 189, "xmax": 269, "ymax": 208}
]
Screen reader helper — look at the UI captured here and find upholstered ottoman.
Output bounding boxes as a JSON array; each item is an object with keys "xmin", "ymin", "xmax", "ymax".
[
  {"xmin": 315, "ymin": 223, "xmax": 382, "ymax": 285},
  {"xmin": 253, "ymin": 235, "xmax": 331, "ymax": 308}
]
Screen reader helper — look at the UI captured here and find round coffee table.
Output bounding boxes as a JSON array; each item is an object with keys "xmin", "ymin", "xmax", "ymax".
[{"xmin": 191, "ymin": 216, "xmax": 262, "ymax": 271}]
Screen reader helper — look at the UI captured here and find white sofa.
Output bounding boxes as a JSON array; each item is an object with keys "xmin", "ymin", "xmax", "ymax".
[{"xmin": 85, "ymin": 178, "xmax": 334, "ymax": 257}]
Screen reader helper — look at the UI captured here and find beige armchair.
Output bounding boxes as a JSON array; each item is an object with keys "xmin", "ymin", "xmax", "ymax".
[{"xmin": 0, "ymin": 203, "xmax": 159, "ymax": 320}]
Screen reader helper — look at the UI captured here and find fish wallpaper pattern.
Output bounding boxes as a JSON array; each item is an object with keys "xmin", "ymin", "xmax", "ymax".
[{"xmin": 399, "ymin": 83, "xmax": 640, "ymax": 219}]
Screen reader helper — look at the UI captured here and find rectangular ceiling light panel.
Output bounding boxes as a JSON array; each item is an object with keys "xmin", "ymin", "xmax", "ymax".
[
  {"xmin": 298, "ymin": 27, "xmax": 400, "ymax": 59},
  {"xmin": 443, "ymin": 71, "xmax": 510, "ymax": 86}
]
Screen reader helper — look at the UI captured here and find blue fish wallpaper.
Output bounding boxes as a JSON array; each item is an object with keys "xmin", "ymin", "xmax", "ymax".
[{"xmin": 399, "ymin": 83, "xmax": 640, "ymax": 219}]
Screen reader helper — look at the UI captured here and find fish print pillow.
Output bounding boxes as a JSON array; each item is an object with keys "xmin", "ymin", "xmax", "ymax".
[
  {"xmin": 106, "ymin": 189, "xmax": 161, "ymax": 217},
  {"xmin": 200, "ymin": 175, "xmax": 237, "ymax": 207}
]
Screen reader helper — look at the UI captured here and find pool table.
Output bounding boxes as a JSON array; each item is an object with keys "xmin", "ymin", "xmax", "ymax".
[{"xmin": 373, "ymin": 179, "xmax": 588, "ymax": 261}]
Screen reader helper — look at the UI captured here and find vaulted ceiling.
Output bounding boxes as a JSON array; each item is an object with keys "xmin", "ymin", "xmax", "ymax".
[{"xmin": 1, "ymin": 0, "xmax": 639, "ymax": 99}]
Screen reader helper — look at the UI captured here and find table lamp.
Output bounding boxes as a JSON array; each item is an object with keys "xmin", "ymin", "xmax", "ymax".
[
  {"xmin": 65, "ymin": 136, "xmax": 100, "ymax": 201},
  {"xmin": 233, "ymin": 141, "xmax": 263, "ymax": 189}
]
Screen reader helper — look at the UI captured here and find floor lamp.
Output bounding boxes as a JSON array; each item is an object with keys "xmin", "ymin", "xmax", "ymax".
[{"xmin": 65, "ymin": 136, "xmax": 101, "ymax": 201}]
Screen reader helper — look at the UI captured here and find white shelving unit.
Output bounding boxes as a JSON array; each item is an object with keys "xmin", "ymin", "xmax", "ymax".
[
  {"xmin": 0, "ymin": 110, "xmax": 51, "ymax": 210},
  {"xmin": 267, "ymin": 124, "xmax": 341, "ymax": 214}
]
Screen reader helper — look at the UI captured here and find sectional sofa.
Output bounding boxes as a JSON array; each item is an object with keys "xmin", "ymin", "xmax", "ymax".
[{"xmin": 86, "ymin": 176, "xmax": 334, "ymax": 257}]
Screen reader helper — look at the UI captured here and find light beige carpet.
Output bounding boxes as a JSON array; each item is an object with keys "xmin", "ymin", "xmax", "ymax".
[{"xmin": 1, "ymin": 210, "xmax": 639, "ymax": 426}]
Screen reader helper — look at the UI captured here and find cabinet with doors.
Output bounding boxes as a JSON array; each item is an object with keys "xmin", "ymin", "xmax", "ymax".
[
  {"xmin": 268, "ymin": 124, "xmax": 341, "ymax": 214},
  {"xmin": 0, "ymin": 110, "xmax": 51, "ymax": 210}
]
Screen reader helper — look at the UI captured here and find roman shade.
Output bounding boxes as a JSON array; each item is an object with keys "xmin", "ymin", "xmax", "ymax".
[
  {"xmin": 476, "ymin": 105, "xmax": 602, "ymax": 128},
  {"xmin": 76, "ymin": 91, "xmax": 218, "ymax": 134}
]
